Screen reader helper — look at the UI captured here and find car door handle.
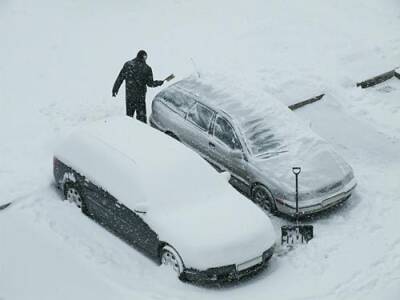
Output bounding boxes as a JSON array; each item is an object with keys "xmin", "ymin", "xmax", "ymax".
[{"xmin": 209, "ymin": 142, "xmax": 215, "ymax": 149}]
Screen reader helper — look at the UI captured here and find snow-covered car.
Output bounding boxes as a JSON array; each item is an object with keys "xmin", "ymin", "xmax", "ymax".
[
  {"xmin": 53, "ymin": 117, "xmax": 275, "ymax": 283},
  {"xmin": 149, "ymin": 75, "xmax": 357, "ymax": 216}
]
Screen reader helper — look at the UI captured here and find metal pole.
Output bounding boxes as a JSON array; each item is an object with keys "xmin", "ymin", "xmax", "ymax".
[
  {"xmin": 295, "ymin": 172, "xmax": 299, "ymax": 222},
  {"xmin": 292, "ymin": 167, "xmax": 301, "ymax": 224}
]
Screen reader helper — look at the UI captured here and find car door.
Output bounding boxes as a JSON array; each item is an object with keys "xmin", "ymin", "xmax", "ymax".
[
  {"xmin": 116, "ymin": 204, "xmax": 160, "ymax": 258},
  {"xmin": 209, "ymin": 115, "xmax": 249, "ymax": 185},
  {"xmin": 100, "ymin": 192, "xmax": 159, "ymax": 257},
  {"xmin": 80, "ymin": 181, "xmax": 112, "ymax": 227},
  {"xmin": 180, "ymin": 102, "xmax": 215, "ymax": 156}
]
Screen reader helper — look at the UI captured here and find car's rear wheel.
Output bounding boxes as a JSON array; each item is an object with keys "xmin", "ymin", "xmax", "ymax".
[
  {"xmin": 165, "ymin": 131, "xmax": 180, "ymax": 141},
  {"xmin": 161, "ymin": 245, "xmax": 184, "ymax": 278},
  {"xmin": 252, "ymin": 184, "xmax": 276, "ymax": 213},
  {"xmin": 64, "ymin": 182, "xmax": 83, "ymax": 209}
]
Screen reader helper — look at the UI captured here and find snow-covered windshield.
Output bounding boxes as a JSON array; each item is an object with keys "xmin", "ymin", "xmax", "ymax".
[
  {"xmin": 230, "ymin": 96, "xmax": 316, "ymax": 158},
  {"xmin": 169, "ymin": 75, "xmax": 323, "ymax": 158},
  {"xmin": 240, "ymin": 117, "xmax": 288, "ymax": 157}
]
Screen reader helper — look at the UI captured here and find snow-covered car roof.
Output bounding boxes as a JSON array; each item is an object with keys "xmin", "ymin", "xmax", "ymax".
[
  {"xmin": 55, "ymin": 117, "xmax": 231, "ymax": 210},
  {"xmin": 161, "ymin": 75, "xmax": 325, "ymax": 158}
]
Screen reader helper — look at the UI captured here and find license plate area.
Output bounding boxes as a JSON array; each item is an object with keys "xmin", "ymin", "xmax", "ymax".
[{"xmin": 236, "ymin": 256, "xmax": 263, "ymax": 271}]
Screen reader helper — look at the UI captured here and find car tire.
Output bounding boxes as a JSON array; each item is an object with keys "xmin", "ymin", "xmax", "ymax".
[
  {"xmin": 161, "ymin": 245, "xmax": 185, "ymax": 280},
  {"xmin": 165, "ymin": 131, "xmax": 180, "ymax": 142},
  {"xmin": 251, "ymin": 184, "xmax": 277, "ymax": 213},
  {"xmin": 64, "ymin": 182, "xmax": 85, "ymax": 212}
]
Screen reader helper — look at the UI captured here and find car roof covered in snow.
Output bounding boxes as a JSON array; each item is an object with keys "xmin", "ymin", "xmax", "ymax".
[
  {"xmin": 54, "ymin": 116, "xmax": 228, "ymax": 210},
  {"xmin": 159, "ymin": 74, "xmax": 325, "ymax": 158}
]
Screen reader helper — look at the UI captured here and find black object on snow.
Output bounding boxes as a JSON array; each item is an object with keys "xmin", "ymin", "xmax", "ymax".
[
  {"xmin": 0, "ymin": 202, "xmax": 11, "ymax": 211},
  {"xmin": 288, "ymin": 94, "xmax": 325, "ymax": 111},
  {"xmin": 356, "ymin": 68, "xmax": 400, "ymax": 88},
  {"xmin": 395, "ymin": 68, "xmax": 400, "ymax": 80}
]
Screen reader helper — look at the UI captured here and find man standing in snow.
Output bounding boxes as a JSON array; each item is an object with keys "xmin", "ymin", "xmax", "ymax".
[{"xmin": 112, "ymin": 50, "xmax": 164, "ymax": 123}]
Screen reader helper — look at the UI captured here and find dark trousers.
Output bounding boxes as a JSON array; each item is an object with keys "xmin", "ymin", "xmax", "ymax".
[{"xmin": 126, "ymin": 99, "xmax": 147, "ymax": 123}]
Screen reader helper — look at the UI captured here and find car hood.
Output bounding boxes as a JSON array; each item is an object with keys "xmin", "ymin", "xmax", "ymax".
[
  {"xmin": 253, "ymin": 141, "xmax": 354, "ymax": 200},
  {"xmin": 146, "ymin": 192, "xmax": 275, "ymax": 270}
]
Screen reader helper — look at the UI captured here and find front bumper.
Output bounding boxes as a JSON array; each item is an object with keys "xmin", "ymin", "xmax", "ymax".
[
  {"xmin": 276, "ymin": 180, "xmax": 357, "ymax": 216},
  {"xmin": 182, "ymin": 247, "xmax": 274, "ymax": 284}
]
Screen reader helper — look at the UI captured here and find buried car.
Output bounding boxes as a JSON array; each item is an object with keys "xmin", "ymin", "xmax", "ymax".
[
  {"xmin": 150, "ymin": 75, "xmax": 357, "ymax": 216},
  {"xmin": 53, "ymin": 117, "xmax": 275, "ymax": 283}
]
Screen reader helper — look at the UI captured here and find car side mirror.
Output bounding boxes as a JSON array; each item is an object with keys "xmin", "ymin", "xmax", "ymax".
[{"xmin": 134, "ymin": 203, "xmax": 148, "ymax": 214}]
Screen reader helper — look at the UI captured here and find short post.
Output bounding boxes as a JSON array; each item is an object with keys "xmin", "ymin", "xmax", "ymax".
[
  {"xmin": 281, "ymin": 167, "xmax": 314, "ymax": 245},
  {"xmin": 292, "ymin": 167, "xmax": 301, "ymax": 222}
]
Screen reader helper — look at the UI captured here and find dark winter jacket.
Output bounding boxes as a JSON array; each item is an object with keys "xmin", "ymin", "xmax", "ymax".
[{"xmin": 112, "ymin": 57, "xmax": 163, "ymax": 102}]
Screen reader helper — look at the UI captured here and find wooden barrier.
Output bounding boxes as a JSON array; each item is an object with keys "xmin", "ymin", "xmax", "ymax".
[
  {"xmin": 356, "ymin": 68, "xmax": 400, "ymax": 88},
  {"xmin": 288, "ymin": 94, "xmax": 325, "ymax": 111},
  {"xmin": 0, "ymin": 202, "xmax": 11, "ymax": 211},
  {"xmin": 395, "ymin": 68, "xmax": 400, "ymax": 80}
]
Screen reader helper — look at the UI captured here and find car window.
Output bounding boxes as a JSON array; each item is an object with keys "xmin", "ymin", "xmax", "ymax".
[
  {"xmin": 214, "ymin": 117, "xmax": 241, "ymax": 150},
  {"xmin": 161, "ymin": 93, "xmax": 195, "ymax": 116},
  {"xmin": 187, "ymin": 103, "xmax": 214, "ymax": 131}
]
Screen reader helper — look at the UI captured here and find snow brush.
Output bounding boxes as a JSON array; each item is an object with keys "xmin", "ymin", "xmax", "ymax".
[
  {"xmin": 281, "ymin": 167, "xmax": 314, "ymax": 245},
  {"xmin": 164, "ymin": 74, "xmax": 175, "ymax": 82}
]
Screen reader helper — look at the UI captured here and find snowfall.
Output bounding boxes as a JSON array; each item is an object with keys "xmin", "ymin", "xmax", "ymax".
[{"xmin": 1, "ymin": 0, "xmax": 399, "ymax": 299}]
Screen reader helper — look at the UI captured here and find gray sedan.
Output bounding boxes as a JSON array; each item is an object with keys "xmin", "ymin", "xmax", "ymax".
[{"xmin": 149, "ymin": 75, "xmax": 357, "ymax": 216}]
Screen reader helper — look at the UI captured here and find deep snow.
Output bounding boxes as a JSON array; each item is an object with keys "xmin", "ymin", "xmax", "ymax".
[{"xmin": 1, "ymin": 0, "xmax": 400, "ymax": 299}]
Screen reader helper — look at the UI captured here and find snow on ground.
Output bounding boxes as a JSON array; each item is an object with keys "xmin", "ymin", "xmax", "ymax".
[
  {"xmin": 346, "ymin": 78, "xmax": 400, "ymax": 141},
  {"xmin": 1, "ymin": 0, "xmax": 400, "ymax": 299}
]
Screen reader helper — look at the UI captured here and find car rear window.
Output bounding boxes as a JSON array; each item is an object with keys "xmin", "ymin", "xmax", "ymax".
[
  {"xmin": 161, "ymin": 92, "xmax": 195, "ymax": 116},
  {"xmin": 187, "ymin": 103, "xmax": 214, "ymax": 132}
]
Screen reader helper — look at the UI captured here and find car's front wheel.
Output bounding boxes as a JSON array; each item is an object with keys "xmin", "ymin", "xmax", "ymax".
[
  {"xmin": 64, "ymin": 182, "xmax": 84, "ymax": 211},
  {"xmin": 161, "ymin": 245, "xmax": 184, "ymax": 279},
  {"xmin": 252, "ymin": 184, "xmax": 277, "ymax": 213}
]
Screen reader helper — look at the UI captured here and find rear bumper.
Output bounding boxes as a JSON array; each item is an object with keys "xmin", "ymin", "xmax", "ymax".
[
  {"xmin": 149, "ymin": 115, "xmax": 164, "ymax": 132},
  {"xmin": 276, "ymin": 181, "xmax": 357, "ymax": 216},
  {"xmin": 182, "ymin": 247, "xmax": 274, "ymax": 284}
]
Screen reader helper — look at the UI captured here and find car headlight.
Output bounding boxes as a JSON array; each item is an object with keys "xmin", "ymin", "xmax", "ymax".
[
  {"xmin": 206, "ymin": 264, "xmax": 236, "ymax": 276},
  {"xmin": 263, "ymin": 247, "xmax": 274, "ymax": 260}
]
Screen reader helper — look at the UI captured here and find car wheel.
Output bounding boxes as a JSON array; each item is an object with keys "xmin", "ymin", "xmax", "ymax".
[
  {"xmin": 252, "ymin": 184, "xmax": 276, "ymax": 213},
  {"xmin": 161, "ymin": 245, "xmax": 184, "ymax": 278},
  {"xmin": 165, "ymin": 131, "xmax": 180, "ymax": 142},
  {"xmin": 64, "ymin": 182, "xmax": 83, "ymax": 209}
]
